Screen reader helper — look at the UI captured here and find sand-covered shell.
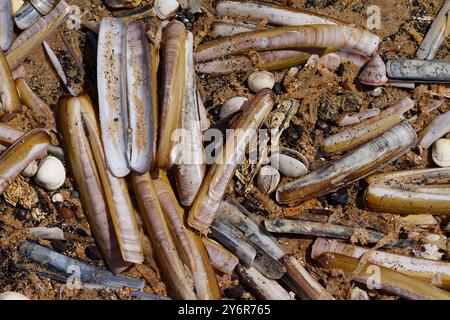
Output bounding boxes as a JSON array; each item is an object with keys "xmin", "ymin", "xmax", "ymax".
[
  {"xmin": 220, "ymin": 96, "xmax": 248, "ymax": 119},
  {"xmin": 432, "ymin": 138, "xmax": 450, "ymax": 167},
  {"xmin": 154, "ymin": 0, "xmax": 179, "ymax": 20},
  {"xmin": 257, "ymin": 165, "xmax": 280, "ymax": 194},
  {"xmin": 35, "ymin": 156, "xmax": 66, "ymax": 190},
  {"xmin": 21, "ymin": 160, "xmax": 38, "ymax": 178},
  {"xmin": 358, "ymin": 55, "xmax": 388, "ymax": 86},
  {"xmin": 247, "ymin": 71, "xmax": 275, "ymax": 93},
  {"xmin": 270, "ymin": 152, "xmax": 308, "ymax": 178}
]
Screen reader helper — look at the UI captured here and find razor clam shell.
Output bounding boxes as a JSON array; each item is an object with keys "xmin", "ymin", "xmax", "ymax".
[
  {"xmin": 416, "ymin": 0, "xmax": 450, "ymax": 60},
  {"xmin": 0, "ymin": 0, "xmax": 13, "ymax": 50},
  {"xmin": 386, "ymin": 60, "xmax": 450, "ymax": 83},
  {"xmin": 131, "ymin": 172, "xmax": 197, "ymax": 300},
  {"xmin": 126, "ymin": 21, "xmax": 154, "ymax": 174},
  {"xmin": 210, "ymin": 218, "xmax": 257, "ymax": 268},
  {"xmin": 58, "ymin": 96, "xmax": 132, "ymax": 273},
  {"xmin": 20, "ymin": 242, "xmax": 145, "ymax": 289},
  {"xmin": 196, "ymin": 89, "xmax": 211, "ymax": 132},
  {"xmin": 419, "ymin": 109, "xmax": 450, "ymax": 149},
  {"xmin": 14, "ymin": 0, "xmax": 41, "ymax": 30},
  {"xmin": 7, "ymin": 0, "xmax": 70, "ymax": 69},
  {"xmin": 188, "ymin": 90, "xmax": 276, "ymax": 233},
  {"xmin": 202, "ymin": 238, "xmax": 239, "ymax": 274},
  {"xmin": 194, "ymin": 25, "xmax": 380, "ymax": 62},
  {"xmin": 276, "ymin": 122, "xmax": 417, "ymax": 206},
  {"xmin": 103, "ymin": 0, "xmax": 142, "ymax": 9},
  {"xmin": 216, "ymin": 1, "xmax": 339, "ymax": 26},
  {"xmin": 211, "ymin": 20, "xmax": 259, "ymax": 38},
  {"xmin": 175, "ymin": 32, "xmax": 205, "ymax": 207},
  {"xmin": 236, "ymin": 265, "xmax": 293, "ymax": 300},
  {"xmin": 97, "ymin": 18, "xmax": 130, "ymax": 177},
  {"xmin": 156, "ymin": 20, "xmax": 186, "ymax": 169},
  {"xmin": 337, "ymin": 108, "xmax": 381, "ymax": 127},
  {"xmin": 312, "ymin": 238, "xmax": 450, "ymax": 289},
  {"xmin": 0, "ymin": 49, "xmax": 21, "ymax": 114},
  {"xmin": 131, "ymin": 291, "xmax": 172, "ymax": 300},
  {"xmin": 28, "ymin": 227, "xmax": 65, "ymax": 240},
  {"xmin": 264, "ymin": 219, "xmax": 413, "ymax": 247},
  {"xmin": 0, "ymin": 128, "xmax": 51, "ymax": 195}
]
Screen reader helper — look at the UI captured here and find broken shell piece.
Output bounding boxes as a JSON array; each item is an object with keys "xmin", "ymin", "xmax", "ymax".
[
  {"xmin": 103, "ymin": 0, "xmax": 142, "ymax": 9},
  {"xmin": 154, "ymin": 0, "xmax": 179, "ymax": 20},
  {"xmin": 351, "ymin": 287, "xmax": 370, "ymax": 300},
  {"xmin": 358, "ymin": 55, "xmax": 388, "ymax": 86},
  {"xmin": 51, "ymin": 192, "xmax": 63, "ymax": 202},
  {"xmin": 29, "ymin": 0, "xmax": 58, "ymax": 15},
  {"xmin": 432, "ymin": 139, "xmax": 450, "ymax": 167},
  {"xmin": 248, "ymin": 71, "xmax": 275, "ymax": 93},
  {"xmin": 28, "ymin": 226, "xmax": 65, "ymax": 240},
  {"xmin": 257, "ymin": 165, "xmax": 280, "ymax": 194},
  {"xmin": 35, "ymin": 155, "xmax": 65, "ymax": 190},
  {"xmin": 270, "ymin": 153, "xmax": 308, "ymax": 178},
  {"xmin": 21, "ymin": 160, "xmax": 38, "ymax": 178},
  {"xmin": 0, "ymin": 291, "xmax": 30, "ymax": 300},
  {"xmin": 220, "ymin": 96, "xmax": 249, "ymax": 119}
]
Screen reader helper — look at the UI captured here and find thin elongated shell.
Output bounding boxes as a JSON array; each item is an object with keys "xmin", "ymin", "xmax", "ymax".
[
  {"xmin": 216, "ymin": 1, "xmax": 340, "ymax": 26},
  {"xmin": 365, "ymin": 168, "xmax": 450, "ymax": 215},
  {"xmin": 58, "ymin": 96, "xmax": 131, "ymax": 274},
  {"xmin": 0, "ymin": 0, "xmax": 13, "ymax": 50},
  {"xmin": 188, "ymin": 89, "xmax": 276, "ymax": 233},
  {"xmin": 6, "ymin": 0, "xmax": 70, "ymax": 70},
  {"xmin": 202, "ymin": 238, "xmax": 239, "ymax": 274},
  {"xmin": 276, "ymin": 122, "xmax": 417, "ymax": 206},
  {"xmin": 194, "ymin": 25, "xmax": 380, "ymax": 62},
  {"xmin": 153, "ymin": 171, "xmax": 220, "ymax": 300},
  {"xmin": 126, "ymin": 21, "xmax": 155, "ymax": 174},
  {"xmin": 0, "ymin": 49, "xmax": 21, "ymax": 114},
  {"xmin": 104, "ymin": 0, "xmax": 142, "ymax": 9},
  {"xmin": 0, "ymin": 128, "xmax": 50, "ymax": 195},
  {"xmin": 131, "ymin": 172, "xmax": 197, "ymax": 300},
  {"xmin": 316, "ymin": 252, "xmax": 450, "ymax": 300},
  {"xmin": 156, "ymin": 20, "xmax": 186, "ymax": 169},
  {"xmin": 419, "ymin": 109, "xmax": 450, "ymax": 149},
  {"xmin": 97, "ymin": 18, "xmax": 130, "ymax": 177}
]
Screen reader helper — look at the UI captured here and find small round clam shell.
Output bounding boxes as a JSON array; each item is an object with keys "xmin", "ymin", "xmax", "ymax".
[
  {"xmin": 35, "ymin": 156, "xmax": 66, "ymax": 191},
  {"xmin": 270, "ymin": 153, "xmax": 308, "ymax": 178},
  {"xmin": 154, "ymin": 0, "xmax": 179, "ymax": 20},
  {"xmin": 14, "ymin": 1, "xmax": 41, "ymax": 30},
  {"xmin": 257, "ymin": 165, "xmax": 280, "ymax": 194},
  {"xmin": 358, "ymin": 55, "xmax": 388, "ymax": 86},
  {"xmin": 21, "ymin": 160, "xmax": 38, "ymax": 178},
  {"xmin": 247, "ymin": 71, "xmax": 275, "ymax": 93},
  {"xmin": 220, "ymin": 96, "xmax": 249, "ymax": 119},
  {"xmin": 432, "ymin": 139, "xmax": 450, "ymax": 167}
]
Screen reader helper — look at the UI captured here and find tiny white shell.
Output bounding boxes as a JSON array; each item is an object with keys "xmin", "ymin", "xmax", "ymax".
[
  {"xmin": 257, "ymin": 165, "xmax": 280, "ymax": 194},
  {"xmin": 247, "ymin": 71, "xmax": 275, "ymax": 93},
  {"xmin": 35, "ymin": 156, "xmax": 66, "ymax": 191},
  {"xmin": 351, "ymin": 287, "xmax": 370, "ymax": 300},
  {"xmin": 220, "ymin": 96, "xmax": 248, "ymax": 119},
  {"xmin": 0, "ymin": 291, "xmax": 30, "ymax": 300},
  {"xmin": 21, "ymin": 160, "xmax": 38, "ymax": 178},
  {"xmin": 154, "ymin": 0, "xmax": 179, "ymax": 20},
  {"xmin": 270, "ymin": 153, "xmax": 308, "ymax": 178},
  {"xmin": 432, "ymin": 138, "xmax": 450, "ymax": 167},
  {"xmin": 51, "ymin": 192, "xmax": 64, "ymax": 203}
]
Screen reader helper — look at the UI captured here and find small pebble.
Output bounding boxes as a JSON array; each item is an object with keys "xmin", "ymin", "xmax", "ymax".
[
  {"xmin": 85, "ymin": 245, "xmax": 102, "ymax": 261},
  {"xmin": 15, "ymin": 208, "xmax": 28, "ymax": 221},
  {"xmin": 273, "ymin": 82, "xmax": 283, "ymax": 95},
  {"xmin": 70, "ymin": 190, "xmax": 79, "ymax": 198},
  {"xmin": 51, "ymin": 239, "xmax": 67, "ymax": 252},
  {"xmin": 224, "ymin": 285, "xmax": 245, "ymax": 299},
  {"xmin": 58, "ymin": 207, "xmax": 74, "ymax": 220},
  {"xmin": 326, "ymin": 188, "xmax": 348, "ymax": 206},
  {"xmin": 52, "ymin": 193, "xmax": 64, "ymax": 203},
  {"xmin": 370, "ymin": 87, "xmax": 383, "ymax": 97},
  {"xmin": 335, "ymin": 64, "xmax": 345, "ymax": 76}
]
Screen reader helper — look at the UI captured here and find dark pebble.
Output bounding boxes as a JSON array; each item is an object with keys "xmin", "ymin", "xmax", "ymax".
[
  {"xmin": 75, "ymin": 227, "xmax": 88, "ymax": 237},
  {"xmin": 51, "ymin": 239, "xmax": 67, "ymax": 252},
  {"xmin": 70, "ymin": 190, "xmax": 79, "ymax": 198},
  {"xmin": 224, "ymin": 285, "xmax": 245, "ymax": 299},
  {"xmin": 273, "ymin": 82, "xmax": 282, "ymax": 95},
  {"xmin": 58, "ymin": 207, "xmax": 74, "ymax": 220},
  {"xmin": 85, "ymin": 245, "xmax": 102, "ymax": 261},
  {"xmin": 210, "ymin": 105, "xmax": 222, "ymax": 118},
  {"xmin": 326, "ymin": 188, "xmax": 348, "ymax": 206},
  {"xmin": 335, "ymin": 64, "xmax": 345, "ymax": 77},
  {"xmin": 15, "ymin": 208, "xmax": 28, "ymax": 221}
]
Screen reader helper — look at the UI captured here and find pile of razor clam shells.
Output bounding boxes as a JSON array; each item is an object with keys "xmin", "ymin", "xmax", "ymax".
[{"xmin": 1, "ymin": 0, "xmax": 450, "ymax": 300}]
